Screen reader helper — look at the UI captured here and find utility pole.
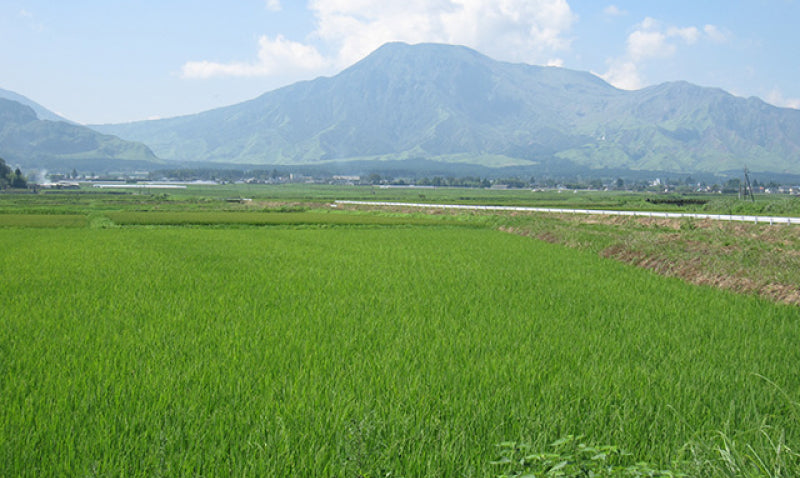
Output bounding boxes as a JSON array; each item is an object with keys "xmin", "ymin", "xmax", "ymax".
[{"xmin": 743, "ymin": 166, "xmax": 755, "ymax": 202}]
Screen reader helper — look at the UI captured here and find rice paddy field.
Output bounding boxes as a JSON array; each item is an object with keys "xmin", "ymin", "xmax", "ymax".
[{"xmin": 2, "ymin": 187, "xmax": 800, "ymax": 476}]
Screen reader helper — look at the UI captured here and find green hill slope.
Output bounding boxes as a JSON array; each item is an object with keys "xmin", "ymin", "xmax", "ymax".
[
  {"xmin": 0, "ymin": 87, "xmax": 73, "ymax": 123},
  {"xmin": 0, "ymin": 98, "xmax": 160, "ymax": 170},
  {"xmin": 93, "ymin": 42, "xmax": 800, "ymax": 175}
]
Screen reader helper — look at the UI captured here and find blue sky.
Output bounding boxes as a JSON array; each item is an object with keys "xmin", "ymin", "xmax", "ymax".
[{"xmin": 2, "ymin": 0, "xmax": 798, "ymax": 124}]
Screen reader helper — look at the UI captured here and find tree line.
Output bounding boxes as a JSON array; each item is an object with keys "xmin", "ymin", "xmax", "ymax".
[{"xmin": 0, "ymin": 157, "xmax": 27, "ymax": 189}]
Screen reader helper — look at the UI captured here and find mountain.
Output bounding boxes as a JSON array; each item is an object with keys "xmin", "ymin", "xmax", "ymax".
[
  {"xmin": 0, "ymin": 88, "xmax": 73, "ymax": 123},
  {"xmin": 93, "ymin": 42, "xmax": 800, "ymax": 175},
  {"xmin": 0, "ymin": 97, "xmax": 161, "ymax": 170}
]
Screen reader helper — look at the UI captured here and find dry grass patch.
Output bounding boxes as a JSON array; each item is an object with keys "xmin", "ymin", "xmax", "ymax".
[{"xmin": 500, "ymin": 214, "xmax": 800, "ymax": 306}]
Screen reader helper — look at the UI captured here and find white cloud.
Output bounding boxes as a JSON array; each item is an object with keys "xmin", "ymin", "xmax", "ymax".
[
  {"xmin": 703, "ymin": 24, "xmax": 728, "ymax": 43},
  {"xmin": 182, "ymin": 0, "xmax": 576, "ymax": 80},
  {"xmin": 310, "ymin": 0, "xmax": 577, "ymax": 67},
  {"xmin": 181, "ymin": 35, "xmax": 329, "ymax": 79},
  {"xmin": 600, "ymin": 17, "xmax": 725, "ymax": 90},
  {"xmin": 603, "ymin": 5, "xmax": 627, "ymax": 17},
  {"xmin": 547, "ymin": 58, "xmax": 564, "ymax": 67},
  {"xmin": 627, "ymin": 28, "xmax": 673, "ymax": 61},
  {"xmin": 596, "ymin": 59, "xmax": 642, "ymax": 90},
  {"xmin": 265, "ymin": 0, "xmax": 281, "ymax": 12},
  {"xmin": 667, "ymin": 26, "xmax": 700, "ymax": 45},
  {"xmin": 766, "ymin": 88, "xmax": 800, "ymax": 109}
]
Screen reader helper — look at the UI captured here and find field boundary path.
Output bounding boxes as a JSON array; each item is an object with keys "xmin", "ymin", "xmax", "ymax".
[{"xmin": 333, "ymin": 200, "xmax": 800, "ymax": 225}]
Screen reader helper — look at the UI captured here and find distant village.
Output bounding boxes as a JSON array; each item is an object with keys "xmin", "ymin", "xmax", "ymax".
[{"xmin": 28, "ymin": 167, "xmax": 800, "ymax": 196}]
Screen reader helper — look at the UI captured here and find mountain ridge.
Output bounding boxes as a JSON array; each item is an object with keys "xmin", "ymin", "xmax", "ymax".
[
  {"xmin": 42, "ymin": 42, "xmax": 800, "ymax": 174},
  {"xmin": 0, "ymin": 97, "xmax": 161, "ymax": 170},
  {"xmin": 0, "ymin": 87, "xmax": 73, "ymax": 123}
]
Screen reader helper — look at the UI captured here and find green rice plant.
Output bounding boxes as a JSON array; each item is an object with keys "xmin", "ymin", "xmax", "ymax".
[
  {"xmin": 0, "ymin": 213, "xmax": 88, "ymax": 227},
  {"xmin": 104, "ymin": 210, "xmax": 453, "ymax": 226},
  {"xmin": 673, "ymin": 374, "xmax": 800, "ymax": 477},
  {"xmin": 1, "ymin": 226, "xmax": 799, "ymax": 476}
]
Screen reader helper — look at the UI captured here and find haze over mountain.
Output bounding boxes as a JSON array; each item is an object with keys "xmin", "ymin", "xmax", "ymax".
[
  {"xmin": 0, "ymin": 96, "xmax": 160, "ymax": 170},
  {"xmin": 0, "ymin": 88, "xmax": 74, "ymax": 124},
  {"xmin": 91, "ymin": 42, "xmax": 800, "ymax": 176}
]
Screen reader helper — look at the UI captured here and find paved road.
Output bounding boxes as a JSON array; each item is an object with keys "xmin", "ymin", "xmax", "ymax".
[{"xmin": 334, "ymin": 200, "xmax": 800, "ymax": 225}]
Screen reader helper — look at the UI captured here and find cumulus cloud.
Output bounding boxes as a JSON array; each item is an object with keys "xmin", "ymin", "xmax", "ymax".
[
  {"xmin": 182, "ymin": 0, "xmax": 576, "ymax": 80},
  {"xmin": 181, "ymin": 35, "xmax": 329, "ymax": 79},
  {"xmin": 627, "ymin": 29, "xmax": 673, "ymax": 61},
  {"xmin": 265, "ymin": 0, "xmax": 281, "ymax": 12},
  {"xmin": 599, "ymin": 59, "xmax": 642, "ymax": 90},
  {"xmin": 703, "ymin": 24, "xmax": 728, "ymax": 43},
  {"xmin": 667, "ymin": 26, "xmax": 700, "ymax": 44},
  {"xmin": 599, "ymin": 17, "xmax": 723, "ymax": 90},
  {"xmin": 766, "ymin": 88, "xmax": 800, "ymax": 110},
  {"xmin": 310, "ymin": 0, "xmax": 576, "ymax": 67}
]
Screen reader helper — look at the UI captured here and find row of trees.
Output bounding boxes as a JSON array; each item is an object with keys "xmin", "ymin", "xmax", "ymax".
[
  {"xmin": 137, "ymin": 167, "xmax": 789, "ymax": 192},
  {"xmin": 0, "ymin": 157, "xmax": 27, "ymax": 189}
]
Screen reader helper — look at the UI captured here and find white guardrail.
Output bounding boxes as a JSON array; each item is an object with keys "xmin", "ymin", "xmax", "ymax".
[{"xmin": 333, "ymin": 200, "xmax": 800, "ymax": 226}]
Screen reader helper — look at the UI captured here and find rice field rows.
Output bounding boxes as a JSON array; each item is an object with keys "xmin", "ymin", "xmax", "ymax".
[
  {"xmin": 0, "ymin": 213, "xmax": 88, "ymax": 228},
  {"xmin": 0, "ymin": 211, "xmax": 456, "ymax": 229},
  {"xmin": 104, "ymin": 211, "xmax": 451, "ymax": 227},
  {"xmin": 2, "ymin": 225, "xmax": 799, "ymax": 476}
]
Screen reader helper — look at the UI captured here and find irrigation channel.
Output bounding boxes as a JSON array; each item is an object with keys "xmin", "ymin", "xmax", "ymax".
[{"xmin": 333, "ymin": 200, "xmax": 800, "ymax": 225}]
